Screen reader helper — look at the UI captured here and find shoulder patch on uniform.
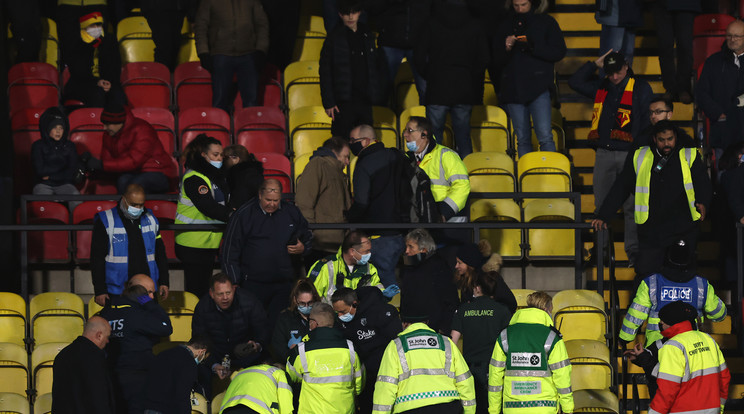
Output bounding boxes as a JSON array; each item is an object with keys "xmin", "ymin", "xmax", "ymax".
[
  {"xmin": 308, "ymin": 258, "xmax": 330, "ymax": 281},
  {"xmin": 198, "ymin": 185, "xmax": 209, "ymax": 195}
]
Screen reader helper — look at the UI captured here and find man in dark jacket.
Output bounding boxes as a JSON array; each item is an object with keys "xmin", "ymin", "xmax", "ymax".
[
  {"xmin": 569, "ymin": 50, "xmax": 652, "ymax": 265},
  {"xmin": 635, "ymin": 95, "xmax": 696, "ymax": 149},
  {"xmin": 99, "ymin": 276, "xmax": 173, "ymax": 414},
  {"xmin": 652, "ymin": 0, "xmax": 700, "ymax": 104},
  {"xmin": 696, "ymin": 20, "xmax": 744, "ymax": 162},
  {"xmin": 192, "ymin": 273, "xmax": 269, "ymax": 394},
  {"xmin": 142, "ymin": 336, "xmax": 209, "ymax": 414},
  {"xmin": 141, "ymin": 0, "xmax": 197, "ymax": 71},
  {"xmin": 592, "ymin": 121, "xmax": 712, "ymax": 279},
  {"xmin": 320, "ymin": 0, "xmax": 387, "ymax": 138},
  {"xmin": 415, "ymin": 0, "xmax": 489, "ymax": 158},
  {"xmin": 52, "ymin": 316, "xmax": 115, "ymax": 414},
  {"xmin": 31, "ymin": 107, "xmax": 80, "ymax": 203},
  {"xmin": 331, "ymin": 287, "xmax": 402, "ymax": 413},
  {"xmin": 347, "ymin": 124, "xmax": 411, "ymax": 287}
]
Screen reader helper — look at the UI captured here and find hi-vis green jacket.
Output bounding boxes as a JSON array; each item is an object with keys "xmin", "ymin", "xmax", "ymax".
[{"xmin": 219, "ymin": 364, "xmax": 293, "ymax": 414}]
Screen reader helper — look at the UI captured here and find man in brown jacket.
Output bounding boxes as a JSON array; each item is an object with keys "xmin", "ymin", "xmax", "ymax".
[
  {"xmin": 194, "ymin": 0, "xmax": 270, "ymax": 111},
  {"xmin": 296, "ymin": 136, "xmax": 352, "ymax": 269}
]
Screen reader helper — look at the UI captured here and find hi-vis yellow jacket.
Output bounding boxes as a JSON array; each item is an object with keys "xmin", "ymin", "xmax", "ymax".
[
  {"xmin": 219, "ymin": 364, "xmax": 293, "ymax": 414},
  {"xmin": 418, "ymin": 144, "xmax": 470, "ymax": 218}
]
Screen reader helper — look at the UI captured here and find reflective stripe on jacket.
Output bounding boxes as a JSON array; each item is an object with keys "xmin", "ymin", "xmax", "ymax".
[
  {"xmin": 419, "ymin": 144, "xmax": 470, "ymax": 215},
  {"xmin": 308, "ymin": 248, "xmax": 383, "ymax": 303},
  {"xmin": 220, "ymin": 364, "xmax": 294, "ymax": 414},
  {"xmin": 175, "ymin": 169, "xmax": 225, "ymax": 249}
]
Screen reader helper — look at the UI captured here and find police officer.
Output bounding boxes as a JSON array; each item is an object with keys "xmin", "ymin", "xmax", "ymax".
[
  {"xmin": 175, "ymin": 134, "xmax": 233, "ymax": 298},
  {"xmin": 219, "ymin": 362, "xmax": 294, "ymax": 414},
  {"xmin": 99, "ymin": 274, "xmax": 173, "ymax": 414},
  {"xmin": 373, "ymin": 292, "xmax": 476, "ymax": 413},
  {"xmin": 620, "ymin": 241, "xmax": 726, "ymax": 347},
  {"xmin": 650, "ymin": 301, "xmax": 730, "ymax": 414},
  {"xmin": 286, "ymin": 303, "xmax": 364, "ymax": 414},
  {"xmin": 488, "ymin": 291, "xmax": 573, "ymax": 414},
  {"xmin": 331, "ymin": 287, "xmax": 403, "ymax": 413}
]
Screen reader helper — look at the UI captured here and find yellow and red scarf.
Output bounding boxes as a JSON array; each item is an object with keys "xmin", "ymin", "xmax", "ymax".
[{"xmin": 588, "ymin": 77, "xmax": 635, "ymax": 142}]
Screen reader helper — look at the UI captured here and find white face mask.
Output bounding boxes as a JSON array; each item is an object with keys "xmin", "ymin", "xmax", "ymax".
[{"xmin": 86, "ymin": 26, "xmax": 103, "ymax": 39}]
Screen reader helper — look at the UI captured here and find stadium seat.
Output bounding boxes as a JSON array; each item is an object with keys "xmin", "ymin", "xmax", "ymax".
[
  {"xmin": 372, "ymin": 106, "xmax": 399, "ymax": 149},
  {"xmin": 259, "ymin": 63, "xmax": 282, "ymax": 108},
  {"xmin": 293, "ymin": 153, "xmax": 311, "ymax": 186},
  {"xmin": 24, "ymin": 201, "xmax": 70, "ymax": 262},
  {"xmin": 211, "ymin": 392, "xmax": 225, "ymax": 414},
  {"xmin": 0, "ymin": 293, "xmax": 27, "ymax": 347},
  {"xmin": 0, "ymin": 392, "xmax": 29, "ymax": 414},
  {"xmin": 394, "ymin": 61, "xmax": 419, "ymax": 112},
  {"xmin": 145, "ymin": 200, "xmax": 177, "ymax": 260},
  {"xmin": 31, "ymin": 342, "xmax": 67, "ymax": 396},
  {"xmin": 693, "ymin": 14, "xmax": 736, "ymax": 70},
  {"xmin": 7, "ymin": 62, "xmax": 59, "ymax": 116},
  {"xmin": 179, "ymin": 107, "xmax": 231, "ymax": 149},
  {"xmin": 289, "ymin": 106, "xmax": 332, "ymax": 158},
  {"xmin": 87, "ymin": 296, "xmax": 102, "ymax": 319},
  {"xmin": 471, "ymin": 105, "xmax": 510, "ymax": 153},
  {"xmin": 117, "ymin": 16, "xmax": 155, "ymax": 63},
  {"xmin": 0, "ymin": 343, "xmax": 29, "ymax": 398},
  {"xmin": 572, "ymin": 389, "xmax": 619, "ymax": 414},
  {"xmin": 511, "ymin": 289, "xmax": 535, "ymax": 309},
  {"xmin": 68, "ymin": 107, "xmax": 104, "ymax": 157},
  {"xmin": 293, "ymin": 30, "xmax": 325, "ymax": 62},
  {"xmin": 234, "ymin": 106, "xmax": 287, "ymax": 155},
  {"xmin": 30, "ymin": 293, "xmax": 85, "ymax": 347},
  {"xmin": 470, "ymin": 199, "xmax": 522, "ymax": 259},
  {"xmin": 174, "ymin": 62, "xmax": 212, "ymax": 111},
  {"xmin": 552, "ymin": 289, "xmax": 607, "ymax": 343},
  {"xmin": 191, "ymin": 392, "xmax": 208, "ymax": 414},
  {"xmin": 7, "ymin": 17, "xmax": 59, "ymax": 69},
  {"xmin": 517, "ymin": 151, "xmax": 571, "ymax": 195},
  {"xmin": 159, "ymin": 291, "xmax": 199, "ymax": 342},
  {"xmin": 565, "ymin": 339, "xmax": 612, "ymax": 391},
  {"xmin": 463, "ymin": 152, "xmax": 516, "ymax": 193},
  {"xmin": 256, "ymin": 153, "xmax": 292, "ymax": 193},
  {"xmin": 34, "ymin": 392, "xmax": 52, "ymax": 414},
  {"xmin": 121, "ymin": 62, "xmax": 172, "ymax": 109},
  {"xmin": 72, "ymin": 200, "xmax": 117, "ymax": 261},
  {"xmin": 132, "ymin": 107, "xmax": 177, "ymax": 155},
  {"xmin": 177, "ymin": 19, "xmax": 198, "ymax": 65},
  {"xmin": 523, "ymin": 199, "xmax": 576, "ymax": 259},
  {"xmin": 11, "ymin": 108, "xmax": 44, "ymax": 195},
  {"xmin": 483, "ymin": 74, "xmax": 498, "ymax": 106},
  {"xmin": 283, "ymin": 61, "xmax": 321, "ymax": 110},
  {"xmin": 398, "ymin": 106, "xmax": 454, "ymax": 148}
]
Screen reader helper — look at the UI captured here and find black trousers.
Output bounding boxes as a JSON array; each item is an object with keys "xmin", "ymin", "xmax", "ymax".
[
  {"xmin": 175, "ymin": 244, "xmax": 218, "ymax": 299},
  {"xmin": 652, "ymin": 3, "xmax": 695, "ymax": 95},
  {"xmin": 113, "ymin": 368, "xmax": 147, "ymax": 414},
  {"xmin": 142, "ymin": 8, "xmax": 186, "ymax": 71}
]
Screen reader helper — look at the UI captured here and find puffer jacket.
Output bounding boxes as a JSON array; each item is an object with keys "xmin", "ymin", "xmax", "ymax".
[
  {"xmin": 31, "ymin": 107, "xmax": 79, "ymax": 186},
  {"xmin": 194, "ymin": 0, "xmax": 270, "ymax": 56}
]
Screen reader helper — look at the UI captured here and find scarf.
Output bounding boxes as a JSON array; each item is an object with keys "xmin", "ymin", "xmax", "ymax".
[{"xmin": 588, "ymin": 77, "xmax": 635, "ymax": 143}]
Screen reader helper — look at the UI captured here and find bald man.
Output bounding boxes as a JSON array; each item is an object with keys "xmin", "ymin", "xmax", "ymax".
[
  {"xmin": 91, "ymin": 184, "xmax": 170, "ymax": 306},
  {"xmin": 52, "ymin": 316, "xmax": 115, "ymax": 413},
  {"xmin": 222, "ymin": 178, "xmax": 312, "ymax": 330},
  {"xmin": 99, "ymin": 276, "xmax": 173, "ymax": 414}
]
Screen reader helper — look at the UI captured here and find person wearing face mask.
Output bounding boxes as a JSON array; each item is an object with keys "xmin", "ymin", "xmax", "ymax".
[
  {"xmin": 175, "ymin": 134, "xmax": 234, "ymax": 298},
  {"xmin": 31, "ymin": 106, "xmax": 81, "ymax": 208},
  {"xmin": 91, "ymin": 184, "xmax": 170, "ymax": 307},
  {"xmin": 296, "ymin": 137, "xmax": 352, "ymax": 269},
  {"xmin": 270, "ymin": 279, "xmax": 322, "ymax": 363},
  {"xmin": 308, "ymin": 230, "xmax": 389, "ymax": 303},
  {"xmin": 592, "ymin": 121, "xmax": 712, "ymax": 280},
  {"xmin": 331, "ymin": 287, "xmax": 402, "ymax": 413}
]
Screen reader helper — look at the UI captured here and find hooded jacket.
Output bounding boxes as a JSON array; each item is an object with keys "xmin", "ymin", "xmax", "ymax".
[{"xmin": 31, "ymin": 107, "xmax": 79, "ymax": 186}]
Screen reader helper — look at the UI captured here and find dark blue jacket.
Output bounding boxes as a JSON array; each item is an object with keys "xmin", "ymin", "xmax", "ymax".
[
  {"xmin": 31, "ymin": 107, "xmax": 79, "ymax": 186},
  {"xmin": 142, "ymin": 346, "xmax": 198, "ymax": 414}
]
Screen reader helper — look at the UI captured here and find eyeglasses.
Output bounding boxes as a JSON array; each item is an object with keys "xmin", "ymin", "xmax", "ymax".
[
  {"xmin": 297, "ymin": 301, "xmax": 313, "ymax": 307},
  {"xmin": 727, "ymin": 34, "xmax": 744, "ymax": 39},
  {"xmin": 650, "ymin": 109, "xmax": 671, "ymax": 115}
]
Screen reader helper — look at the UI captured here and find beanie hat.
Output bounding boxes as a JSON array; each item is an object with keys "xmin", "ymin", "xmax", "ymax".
[
  {"xmin": 457, "ymin": 243, "xmax": 486, "ymax": 269},
  {"xmin": 400, "ymin": 292, "xmax": 430, "ymax": 323},
  {"xmin": 658, "ymin": 300, "xmax": 698, "ymax": 327},
  {"xmin": 101, "ymin": 101, "xmax": 126, "ymax": 124},
  {"xmin": 79, "ymin": 12, "xmax": 103, "ymax": 29}
]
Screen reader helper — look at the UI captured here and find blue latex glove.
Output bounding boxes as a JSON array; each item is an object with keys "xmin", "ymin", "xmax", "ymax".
[
  {"xmin": 288, "ymin": 333, "xmax": 302, "ymax": 348},
  {"xmin": 382, "ymin": 284, "xmax": 400, "ymax": 299}
]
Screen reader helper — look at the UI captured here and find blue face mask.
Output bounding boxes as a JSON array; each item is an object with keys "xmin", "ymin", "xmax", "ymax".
[
  {"xmin": 356, "ymin": 251, "xmax": 371, "ymax": 265},
  {"xmin": 209, "ymin": 160, "xmax": 223, "ymax": 169},
  {"xmin": 406, "ymin": 141, "xmax": 418, "ymax": 152},
  {"xmin": 127, "ymin": 205, "xmax": 143, "ymax": 218},
  {"xmin": 339, "ymin": 312, "xmax": 354, "ymax": 323},
  {"xmin": 298, "ymin": 305, "xmax": 312, "ymax": 315}
]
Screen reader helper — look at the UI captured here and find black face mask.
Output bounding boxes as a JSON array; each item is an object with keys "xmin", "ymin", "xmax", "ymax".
[{"xmin": 350, "ymin": 140, "xmax": 364, "ymax": 156}]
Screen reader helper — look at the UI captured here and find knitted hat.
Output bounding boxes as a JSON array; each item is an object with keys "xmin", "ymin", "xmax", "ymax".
[
  {"xmin": 604, "ymin": 52, "xmax": 627, "ymax": 74},
  {"xmin": 658, "ymin": 300, "xmax": 698, "ymax": 327},
  {"xmin": 400, "ymin": 292, "xmax": 430, "ymax": 323},
  {"xmin": 79, "ymin": 12, "xmax": 103, "ymax": 29},
  {"xmin": 457, "ymin": 243, "xmax": 486, "ymax": 269},
  {"xmin": 101, "ymin": 101, "xmax": 126, "ymax": 124}
]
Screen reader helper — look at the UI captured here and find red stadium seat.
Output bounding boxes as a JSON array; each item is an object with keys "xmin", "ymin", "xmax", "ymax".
[
  {"xmin": 73, "ymin": 200, "xmax": 117, "ymax": 261},
  {"xmin": 132, "ymin": 107, "xmax": 177, "ymax": 155},
  {"xmin": 11, "ymin": 108, "xmax": 45, "ymax": 195},
  {"xmin": 68, "ymin": 107, "xmax": 104, "ymax": 157},
  {"xmin": 178, "ymin": 107, "xmax": 231, "ymax": 149},
  {"xmin": 255, "ymin": 152, "xmax": 291, "ymax": 193},
  {"xmin": 693, "ymin": 14, "xmax": 736, "ymax": 70},
  {"xmin": 144, "ymin": 200, "xmax": 177, "ymax": 260},
  {"xmin": 121, "ymin": 62, "xmax": 172, "ymax": 109},
  {"xmin": 174, "ymin": 62, "xmax": 212, "ymax": 111},
  {"xmin": 7, "ymin": 62, "xmax": 59, "ymax": 115},
  {"xmin": 234, "ymin": 107, "xmax": 287, "ymax": 155},
  {"xmin": 23, "ymin": 201, "xmax": 70, "ymax": 261},
  {"xmin": 232, "ymin": 63, "xmax": 283, "ymax": 109}
]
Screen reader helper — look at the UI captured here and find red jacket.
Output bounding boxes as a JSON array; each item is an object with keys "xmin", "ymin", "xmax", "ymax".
[{"xmin": 101, "ymin": 110, "xmax": 176, "ymax": 178}]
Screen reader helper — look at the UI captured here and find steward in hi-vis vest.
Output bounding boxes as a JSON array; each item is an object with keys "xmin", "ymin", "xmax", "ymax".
[{"xmin": 219, "ymin": 364, "xmax": 294, "ymax": 414}]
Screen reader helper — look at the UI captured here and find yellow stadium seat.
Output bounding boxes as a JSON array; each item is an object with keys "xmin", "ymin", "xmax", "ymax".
[
  {"xmin": 283, "ymin": 61, "xmax": 322, "ymax": 110},
  {"xmin": 517, "ymin": 151, "xmax": 571, "ymax": 194},
  {"xmin": 0, "ymin": 392, "xmax": 29, "ymax": 414},
  {"xmin": 293, "ymin": 31, "xmax": 325, "ymax": 62},
  {"xmin": 348, "ymin": 155, "xmax": 358, "ymax": 194},
  {"xmin": 117, "ymin": 16, "xmax": 155, "ymax": 63},
  {"xmin": 463, "ymin": 151, "xmax": 515, "ymax": 193},
  {"xmin": 511, "ymin": 289, "xmax": 535, "ymax": 309},
  {"xmin": 159, "ymin": 291, "xmax": 199, "ymax": 343},
  {"xmin": 31, "ymin": 342, "xmax": 67, "ymax": 396},
  {"xmin": 7, "ymin": 18, "xmax": 58, "ymax": 68},
  {"xmin": 33, "ymin": 393, "xmax": 51, "ymax": 414},
  {"xmin": 565, "ymin": 339, "xmax": 612, "ymax": 391},
  {"xmin": 30, "ymin": 293, "xmax": 85, "ymax": 347},
  {"xmin": 297, "ymin": 15, "xmax": 326, "ymax": 34},
  {"xmin": 191, "ymin": 392, "xmax": 208, "ymax": 414},
  {"xmin": 483, "ymin": 80, "xmax": 498, "ymax": 106},
  {"xmin": 470, "ymin": 105, "xmax": 509, "ymax": 153},
  {"xmin": 470, "ymin": 199, "xmax": 522, "ymax": 260},
  {"xmin": 0, "ymin": 343, "xmax": 29, "ymax": 398},
  {"xmin": 87, "ymin": 296, "xmax": 103, "ymax": 319},
  {"xmin": 0, "ymin": 293, "xmax": 27, "ymax": 347},
  {"xmin": 178, "ymin": 20, "xmax": 198, "ymax": 65},
  {"xmin": 373, "ymin": 106, "xmax": 398, "ymax": 149},
  {"xmin": 289, "ymin": 106, "xmax": 332, "ymax": 158},
  {"xmin": 211, "ymin": 392, "xmax": 225, "ymax": 414},
  {"xmin": 294, "ymin": 153, "xmax": 312, "ymax": 185},
  {"xmin": 523, "ymin": 199, "xmax": 576, "ymax": 259},
  {"xmin": 552, "ymin": 290, "xmax": 607, "ymax": 342},
  {"xmin": 394, "ymin": 61, "xmax": 420, "ymax": 112},
  {"xmin": 572, "ymin": 389, "xmax": 619, "ymax": 414},
  {"xmin": 398, "ymin": 106, "xmax": 453, "ymax": 149}
]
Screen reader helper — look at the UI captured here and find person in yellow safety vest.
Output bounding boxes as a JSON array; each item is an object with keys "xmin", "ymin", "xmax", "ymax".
[
  {"xmin": 308, "ymin": 230, "xmax": 398, "ymax": 303},
  {"xmin": 592, "ymin": 120, "xmax": 712, "ymax": 280},
  {"xmin": 219, "ymin": 363, "xmax": 294, "ymax": 414},
  {"xmin": 649, "ymin": 300, "xmax": 730, "ymax": 414},
  {"xmin": 175, "ymin": 134, "xmax": 234, "ymax": 298},
  {"xmin": 620, "ymin": 240, "xmax": 726, "ymax": 347},
  {"xmin": 373, "ymin": 289, "xmax": 476, "ymax": 414},
  {"xmin": 488, "ymin": 291, "xmax": 573, "ymax": 414},
  {"xmin": 403, "ymin": 116, "xmax": 471, "ymax": 223},
  {"xmin": 286, "ymin": 303, "xmax": 364, "ymax": 414}
]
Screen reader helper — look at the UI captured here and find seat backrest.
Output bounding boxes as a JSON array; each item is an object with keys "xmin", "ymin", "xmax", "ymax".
[
  {"xmin": 121, "ymin": 62, "xmax": 171, "ymax": 85},
  {"xmin": 144, "ymin": 201, "xmax": 177, "ymax": 221},
  {"xmin": 191, "ymin": 392, "xmax": 208, "ymax": 414},
  {"xmin": 26, "ymin": 202, "xmax": 69, "ymax": 224},
  {"xmin": 256, "ymin": 153, "xmax": 292, "ymax": 192},
  {"xmin": 693, "ymin": 13, "xmax": 736, "ymax": 36},
  {"xmin": 288, "ymin": 106, "xmax": 332, "ymax": 133},
  {"xmin": 0, "ymin": 391, "xmax": 30, "ymax": 414},
  {"xmin": 132, "ymin": 108, "xmax": 176, "ymax": 154},
  {"xmin": 8, "ymin": 62, "xmax": 58, "ymax": 86},
  {"xmin": 511, "ymin": 289, "xmax": 536, "ymax": 309},
  {"xmin": 0, "ymin": 343, "xmax": 30, "ymax": 398},
  {"xmin": 116, "ymin": 16, "xmax": 152, "ymax": 39},
  {"xmin": 31, "ymin": 343, "xmax": 67, "ymax": 396},
  {"xmin": 552, "ymin": 289, "xmax": 607, "ymax": 342},
  {"xmin": 174, "ymin": 62, "xmax": 212, "ymax": 111},
  {"xmin": 178, "ymin": 107, "xmax": 231, "ymax": 149},
  {"xmin": 11, "ymin": 109, "xmax": 44, "ymax": 132},
  {"xmin": 523, "ymin": 199, "xmax": 575, "ymax": 222},
  {"xmin": 30, "ymin": 293, "xmax": 85, "ymax": 347},
  {"xmin": 33, "ymin": 392, "xmax": 52, "ymax": 414},
  {"xmin": 68, "ymin": 108, "xmax": 104, "ymax": 156},
  {"xmin": 210, "ymin": 392, "xmax": 225, "ymax": 414},
  {"xmin": 72, "ymin": 201, "xmax": 116, "ymax": 225},
  {"xmin": 234, "ymin": 106, "xmax": 286, "ymax": 130},
  {"xmin": 517, "ymin": 152, "xmax": 571, "ymax": 193},
  {"xmin": 0, "ymin": 292, "xmax": 27, "ymax": 347},
  {"xmin": 283, "ymin": 61, "xmax": 321, "ymax": 110},
  {"xmin": 572, "ymin": 389, "xmax": 619, "ymax": 414},
  {"xmin": 470, "ymin": 199, "xmax": 520, "ymax": 222}
]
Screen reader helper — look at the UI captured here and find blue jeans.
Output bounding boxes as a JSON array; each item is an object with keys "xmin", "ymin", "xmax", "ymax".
[
  {"xmin": 506, "ymin": 90, "xmax": 555, "ymax": 157},
  {"xmin": 381, "ymin": 46, "xmax": 426, "ymax": 105},
  {"xmin": 117, "ymin": 172, "xmax": 169, "ymax": 194},
  {"xmin": 369, "ymin": 234, "xmax": 405, "ymax": 287},
  {"xmin": 426, "ymin": 104, "xmax": 473, "ymax": 158},
  {"xmin": 598, "ymin": 25, "xmax": 635, "ymax": 78},
  {"xmin": 212, "ymin": 53, "xmax": 260, "ymax": 111}
]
